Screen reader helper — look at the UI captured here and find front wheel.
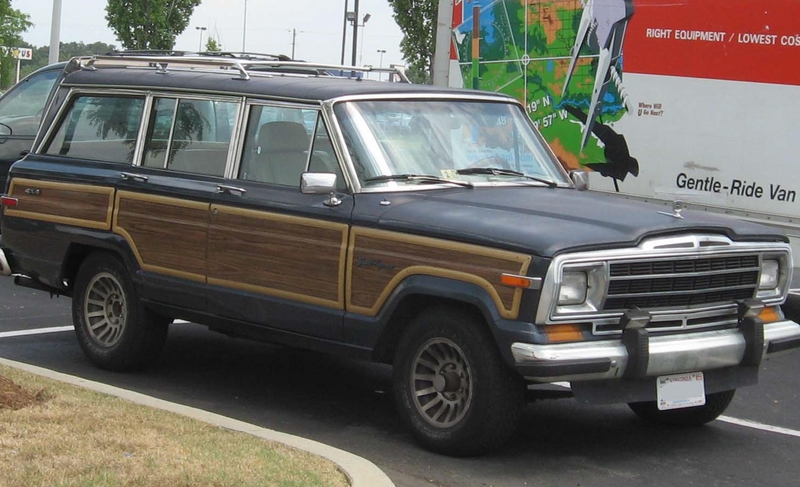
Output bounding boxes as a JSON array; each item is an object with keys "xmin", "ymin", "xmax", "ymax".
[
  {"xmin": 72, "ymin": 253, "xmax": 170, "ymax": 371},
  {"xmin": 628, "ymin": 389, "xmax": 736, "ymax": 426},
  {"xmin": 393, "ymin": 307, "xmax": 525, "ymax": 456}
]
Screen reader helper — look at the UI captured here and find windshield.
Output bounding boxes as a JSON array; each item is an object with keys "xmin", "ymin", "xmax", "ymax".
[{"xmin": 334, "ymin": 99, "xmax": 569, "ymax": 188}]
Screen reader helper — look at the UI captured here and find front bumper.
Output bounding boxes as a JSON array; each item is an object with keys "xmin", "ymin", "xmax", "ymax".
[{"xmin": 511, "ymin": 319, "xmax": 800, "ymax": 383}]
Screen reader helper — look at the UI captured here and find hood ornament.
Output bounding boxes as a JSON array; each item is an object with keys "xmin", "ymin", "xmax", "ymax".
[{"xmin": 659, "ymin": 200, "xmax": 685, "ymax": 219}]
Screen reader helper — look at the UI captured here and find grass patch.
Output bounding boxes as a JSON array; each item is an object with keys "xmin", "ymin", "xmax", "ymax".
[{"xmin": 0, "ymin": 364, "xmax": 349, "ymax": 487}]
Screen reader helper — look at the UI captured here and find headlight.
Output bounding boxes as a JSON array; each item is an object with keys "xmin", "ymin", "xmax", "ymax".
[
  {"xmin": 558, "ymin": 271, "xmax": 587, "ymax": 305},
  {"xmin": 759, "ymin": 259, "xmax": 779, "ymax": 290}
]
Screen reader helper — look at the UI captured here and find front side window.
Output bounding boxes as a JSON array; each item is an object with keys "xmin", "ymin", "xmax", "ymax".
[
  {"xmin": 142, "ymin": 97, "xmax": 236, "ymax": 177},
  {"xmin": 238, "ymin": 105, "xmax": 318, "ymax": 186},
  {"xmin": 0, "ymin": 67, "xmax": 60, "ymax": 137},
  {"xmin": 334, "ymin": 100, "xmax": 570, "ymax": 188},
  {"xmin": 44, "ymin": 95, "xmax": 144, "ymax": 164}
]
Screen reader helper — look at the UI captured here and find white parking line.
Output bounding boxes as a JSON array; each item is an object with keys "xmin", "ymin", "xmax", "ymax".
[
  {"xmin": 3, "ymin": 324, "xmax": 798, "ymax": 441},
  {"xmin": 0, "ymin": 325, "xmax": 74, "ymax": 339},
  {"xmin": 718, "ymin": 416, "xmax": 800, "ymax": 439},
  {"xmin": 789, "ymin": 288, "xmax": 800, "ymax": 296}
]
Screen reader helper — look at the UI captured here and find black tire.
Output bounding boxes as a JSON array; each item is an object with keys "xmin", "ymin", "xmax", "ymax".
[
  {"xmin": 628, "ymin": 389, "xmax": 736, "ymax": 426},
  {"xmin": 72, "ymin": 252, "xmax": 170, "ymax": 371},
  {"xmin": 393, "ymin": 306, "xmax": 525, "ymax": 456}
]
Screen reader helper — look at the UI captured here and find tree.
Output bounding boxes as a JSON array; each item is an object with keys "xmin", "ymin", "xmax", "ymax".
[
  {"xmin": 0, "ymin": 0, "xmax": 32, "ymax": 89},
  {"xmin": 206, "ymin": 36, "xmax": 221, "ymax": 52},
  {"xmin": 388, "ymin": 0, "xmax": 437, "ymax": 84},
  {"xmin": 106, "ymin": 0, "xmax": 202, "ymax": 50}
]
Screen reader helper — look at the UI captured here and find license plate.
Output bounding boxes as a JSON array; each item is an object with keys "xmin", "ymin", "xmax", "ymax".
[{"xmin": 656, "ymin": 372, "xmax": 706, "ymax": 410}]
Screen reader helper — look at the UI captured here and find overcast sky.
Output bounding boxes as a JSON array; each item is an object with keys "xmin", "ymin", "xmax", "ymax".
[{"xmin": 15, "ymin": 0, "xmax": 406, "ymax": 69}]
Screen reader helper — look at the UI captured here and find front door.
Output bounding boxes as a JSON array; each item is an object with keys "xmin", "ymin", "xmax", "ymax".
[{"xmin": 208, "ymin": 102, "xmax": 352, "ymax": 340}]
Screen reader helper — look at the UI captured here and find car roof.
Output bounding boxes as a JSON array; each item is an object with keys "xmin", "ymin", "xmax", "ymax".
[{"xmin": 58, "ymin": 56, "xmax": 514, "ymax": 104}]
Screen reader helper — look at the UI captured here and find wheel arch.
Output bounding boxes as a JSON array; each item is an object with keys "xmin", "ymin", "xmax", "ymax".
[
  {"xmin": 370, "ymin": 275, "xmax": 507, "ymax": 365},
  {"xmin": 60, "ymin": 235, "xmax": 142, "ymax": 295}
]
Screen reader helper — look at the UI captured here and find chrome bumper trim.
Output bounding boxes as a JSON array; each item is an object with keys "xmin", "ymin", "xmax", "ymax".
[{"xmin": 512, "ymin": 320, "xmax": 800, "ymax": 382}]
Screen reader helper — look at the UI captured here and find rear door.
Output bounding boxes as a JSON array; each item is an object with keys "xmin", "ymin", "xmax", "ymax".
[
  {"xmin": 207, "ymin": 101, "xmax": 352, "ymax": 340},
  {"xmin": 113, "ymin": 93, "xmax": 242, "ymax": 312}
]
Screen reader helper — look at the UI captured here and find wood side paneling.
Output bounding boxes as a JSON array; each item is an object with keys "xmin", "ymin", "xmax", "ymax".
[
  {"xmin": 207, "ymin": 205, "xmax": 348, "ymax": 308},
  {"xmin": 6, "ymin": 178, "xmax": 114, "ymax": 230},
  {"xmin": 113, "ymin": 191, "xmax": 209, "ymax": 282},
  {"xmin": 347, "ymin": 228, "xmax": 532, "ymax": 319}
]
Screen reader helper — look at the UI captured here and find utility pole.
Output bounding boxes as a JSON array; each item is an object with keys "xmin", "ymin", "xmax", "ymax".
[
  {"xmin": 340, "ymin": 0, "xmax": 349, "ymax": 64},
  {"xmin": 291, "ymin": 28, "xmax": 297, "ymax": 59}
]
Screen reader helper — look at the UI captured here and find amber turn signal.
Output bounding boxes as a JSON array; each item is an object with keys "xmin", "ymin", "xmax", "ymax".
[
  {"xmin": 545, "ymin": 324, "xmax": 584, "ymax": 342},
  {"xmin": 758, "ymin": 306, "xmax": 781, "ymax": 323}
]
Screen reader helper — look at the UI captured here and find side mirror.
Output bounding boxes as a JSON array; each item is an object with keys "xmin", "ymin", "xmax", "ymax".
[
  {"xmin": 0, "ymin": 122, "xmax": 11, "ymax": 137},
  {"xmin": 301, "ymin": 172, "xmax": 341, "ymax": 207},
  {"xmin": 570, "ymin": 170, "xmax": 589, "ymax": 191}
]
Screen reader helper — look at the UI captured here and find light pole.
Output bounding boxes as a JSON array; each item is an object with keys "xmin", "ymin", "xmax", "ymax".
[
  {"xmin": 357, "ymin": 13, "xmax": 371, "ymax": 66},
  {"xmin": 377, "ymin": 49, "xmax": 386, "ymax": 80},
  {"xmin": 242, "ymin": 0, "xmax": 248, "ymax": 52},
  {"xmin": 195, "ymin": 26, "xmax": 207, "ymax": 52}
]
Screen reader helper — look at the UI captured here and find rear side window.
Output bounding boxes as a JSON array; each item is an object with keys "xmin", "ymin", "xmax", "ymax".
[
  {"xmin": 142, "ymin": 97, "xmax": 237, "ymax": 177},
  {"xmin": 44, "ymin": 95, "xmax": 144, "ymax": 164}
]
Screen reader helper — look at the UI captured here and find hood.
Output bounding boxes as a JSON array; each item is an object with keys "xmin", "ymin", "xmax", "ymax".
[{"xmin": 354, "ymin": 187, "xmax": 786, "ymax": 258}]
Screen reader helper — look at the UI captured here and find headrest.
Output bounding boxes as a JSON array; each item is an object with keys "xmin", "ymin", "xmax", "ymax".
[{"xmin": 257, "ymin": 121, "xmax": 309, "ymax": 152}]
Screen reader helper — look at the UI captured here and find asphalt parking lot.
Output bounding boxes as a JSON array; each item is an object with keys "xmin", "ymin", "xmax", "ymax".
[{"xmin": 1, "ymin": 277, "xmax": 799, "ymax": 487}]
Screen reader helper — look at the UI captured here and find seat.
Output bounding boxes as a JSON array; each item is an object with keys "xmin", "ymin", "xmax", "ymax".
[{"xmin": 246, "ymin": 121, "xmax": 310, "ymax": 186}]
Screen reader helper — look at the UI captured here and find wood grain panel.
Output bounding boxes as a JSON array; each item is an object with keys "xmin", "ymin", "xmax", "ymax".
[
  {"xmin": 5, "ymin": 178, "xmax": 114, "ymax": 230},
  {"xmin": 113, "ymin": 191, "xmax": 209, "ymax": 282},
  {"xmin": 207, "ymin": 205, "xmax": 348, "ymax": 308},
  {"xmin": 347, "ymin": 227, "xmax": 532, "ymax": 319}
]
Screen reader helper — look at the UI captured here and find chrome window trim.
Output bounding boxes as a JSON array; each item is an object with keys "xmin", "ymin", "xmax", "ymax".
[{"xmin": 536, "ymin": 235, "xmax": 793, "ymax": 325}]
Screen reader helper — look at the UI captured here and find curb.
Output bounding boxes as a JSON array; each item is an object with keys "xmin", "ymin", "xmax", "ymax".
[{"xmin": 0, "ymin": 357, "xmax": 395, "ymax": 487}]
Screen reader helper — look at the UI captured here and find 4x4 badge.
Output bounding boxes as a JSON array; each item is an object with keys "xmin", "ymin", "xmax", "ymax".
[
  {"xmin": 658, "ymin": 200, "xmax": 684, "ymax": 219},
  {"xmin": 24, "ymin": 188, "xmax": 41, "ymax": 196}
]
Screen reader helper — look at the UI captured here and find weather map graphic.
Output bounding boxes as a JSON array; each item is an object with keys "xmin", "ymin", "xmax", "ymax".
[{"xmin": 450, "ymin": 0, "xmax": 636, "ymax": 181}]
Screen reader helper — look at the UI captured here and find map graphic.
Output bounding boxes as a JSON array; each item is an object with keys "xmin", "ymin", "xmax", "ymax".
[{"xmin": 451, "ymin": 0, "xmax": 633, "ymax": 177}]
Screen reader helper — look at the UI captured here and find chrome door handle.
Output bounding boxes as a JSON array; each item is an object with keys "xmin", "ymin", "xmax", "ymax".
[
  {"xmin": 217, "ymin": 184, "xmax": 247, "ymax": 195},
  {"xmin": 120, "ymin": 172, "xmax": 149, "ymax": 182}
]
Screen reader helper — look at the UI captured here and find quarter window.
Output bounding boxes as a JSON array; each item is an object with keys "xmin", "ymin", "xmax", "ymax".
[
  {"xmin": 142, "ymin": 97, "xmax": 237, "ymax": 177},
  {"xmin": 44, "ymin": 95, "xmax": 144, "ymax": 164}
]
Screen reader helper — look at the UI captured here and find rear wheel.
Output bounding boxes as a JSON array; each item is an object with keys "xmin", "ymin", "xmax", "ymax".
[
  {"xmin": 72, "ymin": 253, "xmax": 170, "ymax": 371},
  {"xmin": 393, "ymin": 307, "xmax": 524, "ymax": 456},
  {"xmin": 628, "ymin": 389, "xmax": 736, "ymax": 426}
]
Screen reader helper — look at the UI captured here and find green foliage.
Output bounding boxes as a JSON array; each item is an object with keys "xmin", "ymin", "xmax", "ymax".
[
  {"xmin": 0, "ymin": 0, "xmax": 32, "ymax": 89},
  {"xmin": 205, "ymin": 37, "xmax": 221, "ymax": 52},
  {"xmin": 388, "ymin": 0, "xmax": 436, "ymax": 84},
  {"xmin": 19, "ymin": 42, "xmax": 118, "ymax": 79},
  {"xmin": 106, "ymin": 0, "xmax": 202, "ymax": 50}
]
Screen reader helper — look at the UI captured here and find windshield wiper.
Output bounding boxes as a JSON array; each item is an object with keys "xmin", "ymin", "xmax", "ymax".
[
  {"xmin": 456, "ymin": 167, "xmax": 559, "ymax": 188},
  {"xmin": 363, "ymin": 174, "xmax": 474, "ymax": 188}
]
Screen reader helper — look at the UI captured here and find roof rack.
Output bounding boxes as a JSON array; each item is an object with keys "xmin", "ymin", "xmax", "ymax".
[{"xmin": 79, "ymin": 53, "xmax": 411, "ymax": 83}]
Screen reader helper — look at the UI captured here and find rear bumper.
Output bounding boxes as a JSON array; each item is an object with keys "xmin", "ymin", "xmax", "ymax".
[{"xmin": 511, "ymin": 319, "xmax": 800, "ymax": 383}]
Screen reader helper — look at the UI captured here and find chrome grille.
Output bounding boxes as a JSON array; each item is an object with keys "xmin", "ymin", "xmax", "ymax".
[{"xmin": 603, "ymin": 255, "xmax": 760, "ymax": 311}]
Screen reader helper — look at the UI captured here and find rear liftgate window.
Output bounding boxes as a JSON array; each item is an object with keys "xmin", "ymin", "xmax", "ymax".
[{"xmin": 44, "ymin": 95, "xmax": 144, "ymax": 164}]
